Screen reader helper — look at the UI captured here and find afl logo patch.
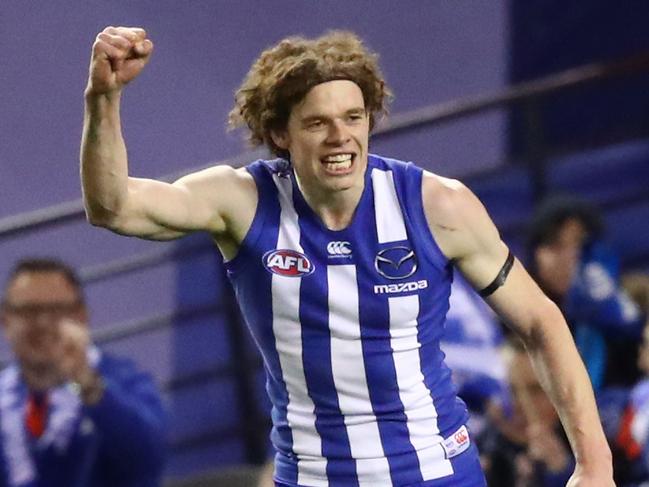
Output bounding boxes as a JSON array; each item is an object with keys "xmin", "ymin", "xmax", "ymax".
[{"xmin": 263, "ymin": 249, "xmax": 315, "ymax": 277}]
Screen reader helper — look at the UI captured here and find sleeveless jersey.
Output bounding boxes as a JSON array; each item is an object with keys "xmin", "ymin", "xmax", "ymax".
[{"xmin": 225, "ymin": 155, "xmax": 473, "ymax": 486}]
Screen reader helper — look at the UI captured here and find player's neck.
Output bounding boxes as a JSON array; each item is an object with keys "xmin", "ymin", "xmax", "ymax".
[{"xmin": 296, "ymin": 177, "xmax": 364, "ymax": 231}]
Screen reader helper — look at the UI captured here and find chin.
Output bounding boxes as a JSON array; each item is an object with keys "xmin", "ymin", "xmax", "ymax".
[
  {"xmin": 22, "ymin": 366, "xmax": 62, "ymax": 391},
  {"xmin": 323, "ymin": 176, "xmax": 357, "ymax": 193}
]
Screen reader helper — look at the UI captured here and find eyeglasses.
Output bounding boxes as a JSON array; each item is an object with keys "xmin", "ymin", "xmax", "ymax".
[{"xmin": 2, "ymin": 301, "xmax": 82, "ymax": 319}]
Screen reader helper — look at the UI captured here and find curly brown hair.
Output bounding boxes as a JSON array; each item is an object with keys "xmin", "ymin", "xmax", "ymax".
[{"xmin": 228, "ymin": 31, "xmax": 392, "ymax": 158}]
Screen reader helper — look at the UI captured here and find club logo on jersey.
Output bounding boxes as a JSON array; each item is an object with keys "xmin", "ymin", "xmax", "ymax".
[
  {"xmin": 263, "ymin": 249, "xmax": 315, "ymax": 277},
  {"xmin": 327, "ymin": 241, "xmax": 352, "ymax": 258},
  {"xmin": 374, "ymin": 246, "xmax": 418, "ymax": 280}
]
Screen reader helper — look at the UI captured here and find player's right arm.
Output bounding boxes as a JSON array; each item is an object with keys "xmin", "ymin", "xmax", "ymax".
[{"xmin": 81, "ymin": 26, "xmax": 254, "ymax": 241}]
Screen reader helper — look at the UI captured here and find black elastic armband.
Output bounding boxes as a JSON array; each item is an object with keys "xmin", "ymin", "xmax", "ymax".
[{"xmin": 479, "ymin": 251, "xmax": 514, "ymax": 298}]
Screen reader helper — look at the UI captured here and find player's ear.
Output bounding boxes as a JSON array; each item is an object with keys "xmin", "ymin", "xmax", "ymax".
[{"xmin": 271, "ymin": 130, "xmax": 290, "ymax": 150}]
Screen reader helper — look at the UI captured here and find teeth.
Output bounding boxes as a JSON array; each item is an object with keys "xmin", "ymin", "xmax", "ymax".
[
  {"xmin": 323, "ymin": 153, "xmax": 352, "ymax": 163},
  {"xmin": 322, "ymin": 153, "xmax": 353, "ymax": 172},
  {"xmin": 324, "ymin": 159, "xmax": 352, "ymax": 171}
]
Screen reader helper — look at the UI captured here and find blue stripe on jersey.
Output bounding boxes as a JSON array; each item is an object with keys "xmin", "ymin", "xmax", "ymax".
[
  {"xmin": 358, "ymin": 282, "xmax": 423, "ymax": 485},
  {"xmin": 372, "ymin": 156, "xmax": 469, "ymax": 438},
  {"xmin": 294, "ymin": 191, "xmax": 358, "ymax": 485},
  {"xmin": 224, "ymin": 161, "xmax": 299, "ymax": 485},
  {"xmin": 350, "ymin": 180, "xmax": 422, "ymax": 485},
  {"xmin": 292, "ymin": 167, "xmax": 401, "ymax": 485},
  {"xmin": 289, "ymin": 160, "xmax": 442, "ymax": 485},
  {"xmin": 417, "ymin": 292, "xmax": 467, "ymax": 436}
]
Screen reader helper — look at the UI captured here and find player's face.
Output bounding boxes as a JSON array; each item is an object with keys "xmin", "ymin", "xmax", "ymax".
[
  {"xmin": 274, "ymin": 80, "xmax": 370, "ymax": 196},
  {"xmin": 1, "ymin": 271, "xmax": 85, "ymax": 387}
]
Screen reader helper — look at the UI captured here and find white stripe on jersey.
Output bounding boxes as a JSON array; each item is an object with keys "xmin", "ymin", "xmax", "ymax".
[
  {"xmin": 388, "ymin": 295, "xmax": 453, "ymax": 480},
  {"xmin": 371, "ymin": 169, "xmax": 407, "ymax": 243},
  {"xmin": 272, "ymin": 175, "xmax": 327, "ymax": 486},
  {"xmin": 328, "ymin": 264, "xmax": 392, "ymax": 487},
  {"xmin": 371, "ymin": 166, "xmax": 454, "ymax": 482}
]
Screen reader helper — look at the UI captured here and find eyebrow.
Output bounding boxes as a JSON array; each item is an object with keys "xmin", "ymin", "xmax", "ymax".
[{"xmin": 299, "ymin": 107, "xmax": 366, "ymax": 124}]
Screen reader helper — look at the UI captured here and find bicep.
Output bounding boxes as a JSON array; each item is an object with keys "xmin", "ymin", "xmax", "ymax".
[
  {"xmin": 441, "ymin": 182, "xmax": 511, "ymax": 291},
  {"xmin": 423, "ymin": 173, "xmax": 556, "ymax": 336},
  {"xmin": 103, "ymin": 178, "xmax": 211, "ymax": 240},
  {"xmin": 123, "ymin": 176, "xmax": 226, "ymax": 239},
  {"xmin": 111, "ymin": 166, "xmax": 248, "ymax": 240},
  {"xmin": 425, "ymin": 176, "xmax": 558, "ymax": 338}
]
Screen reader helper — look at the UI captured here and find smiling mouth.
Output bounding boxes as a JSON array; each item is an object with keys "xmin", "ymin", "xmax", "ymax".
[{"xmin": 321, "ymin": 153, "xmax": 355, "ymax": 174}]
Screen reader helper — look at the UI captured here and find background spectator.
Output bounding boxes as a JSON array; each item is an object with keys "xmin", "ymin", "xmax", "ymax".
[
  {"xmin": 607, "ymin": 273, "xmax": 649, "ymax": 486},
  {"xmin": 527, "ymin": 196, "xmax": 643, "ymax": 390},
  {"xmin": 0, "ymin": 258, "xmax": 167, "ymax": 487},
  {"xmin": 479, "ymin": 339, "xmax": 574, "ymax": 487}
]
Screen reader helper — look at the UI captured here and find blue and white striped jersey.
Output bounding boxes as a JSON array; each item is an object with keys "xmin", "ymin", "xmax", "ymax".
[{"xmin": 225, "ymin": 155, "xmax": 476, "ymax": 486}]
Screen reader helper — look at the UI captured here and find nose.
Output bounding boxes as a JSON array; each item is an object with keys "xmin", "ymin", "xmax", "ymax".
[
  {"xmin": 26, "ymin": 308, "xmax": 64, "ymax": 332},
  {"xmin": 33, "ymin": 311, "xmax": 52, "ymax": 326},
  {"xmin": 326, "ymin": 119, "xmax": 350, "ymax": 145}
]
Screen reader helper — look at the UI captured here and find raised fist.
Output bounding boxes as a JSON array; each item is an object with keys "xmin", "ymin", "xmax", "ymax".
[{"xmin": 86, "ymin": 26, "xmax": 154, "ymax": 96}]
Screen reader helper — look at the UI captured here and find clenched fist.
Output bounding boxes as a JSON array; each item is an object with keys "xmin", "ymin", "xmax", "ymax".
[{"xmin": 86, "ymin": 26, "xmax": 154, "ymax": 96}]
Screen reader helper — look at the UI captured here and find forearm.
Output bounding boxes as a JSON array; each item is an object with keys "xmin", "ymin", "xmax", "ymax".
[
  {"xmin": 80, "ymin": 90, "xmax": 130, "ymax": 226},
  {"xmin": 524, "ymin": 304, "xmax": 612, "ymax": 471}
]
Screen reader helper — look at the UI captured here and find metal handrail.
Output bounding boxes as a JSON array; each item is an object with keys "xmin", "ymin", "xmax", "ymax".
[
  {"xmin": 376, "ymin": 50, "xmax": 649, "ymax": 136},
  {"xmin": 2, "ymin": 50, "xmax": 649, "ymax": 239},
  {"xmin": 79, "ymin": 239, "xmax": 214, "ymax": 283},
  {"xmin": 92, "ymin": 303, "xmax": 224, "ymax": 344}
]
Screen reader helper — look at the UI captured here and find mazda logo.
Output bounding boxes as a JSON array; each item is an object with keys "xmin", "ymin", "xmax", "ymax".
[{"xmin": 374, "ymin": 246, "xmax": 418, "ymax": 280}]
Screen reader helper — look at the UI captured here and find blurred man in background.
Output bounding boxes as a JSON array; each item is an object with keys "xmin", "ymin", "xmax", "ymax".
[
  {"xmin": 0, "ymin": 258, "xmax": 166, "ymax": 487},
  {"xmin": 528, "ymin": 196, "xmax": 643, "ymax": 391},
  {"xmin": 606, "ymin": 273, "xmax": 649, "ymax": 486},
  {"xmin": 480, "ymin": 339, "xmax": 575, "ymax": 487}
]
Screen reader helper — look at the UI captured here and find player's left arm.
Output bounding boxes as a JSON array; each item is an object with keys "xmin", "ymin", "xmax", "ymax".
[{"xmin": 422, "ymin": 172, "xmax": 613, "ymax": 485}]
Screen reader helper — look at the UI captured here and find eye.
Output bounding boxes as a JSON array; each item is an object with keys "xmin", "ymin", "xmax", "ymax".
[{"xmin": 306, "ymin": 120, "xmax": 324, "ymax": 130}]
